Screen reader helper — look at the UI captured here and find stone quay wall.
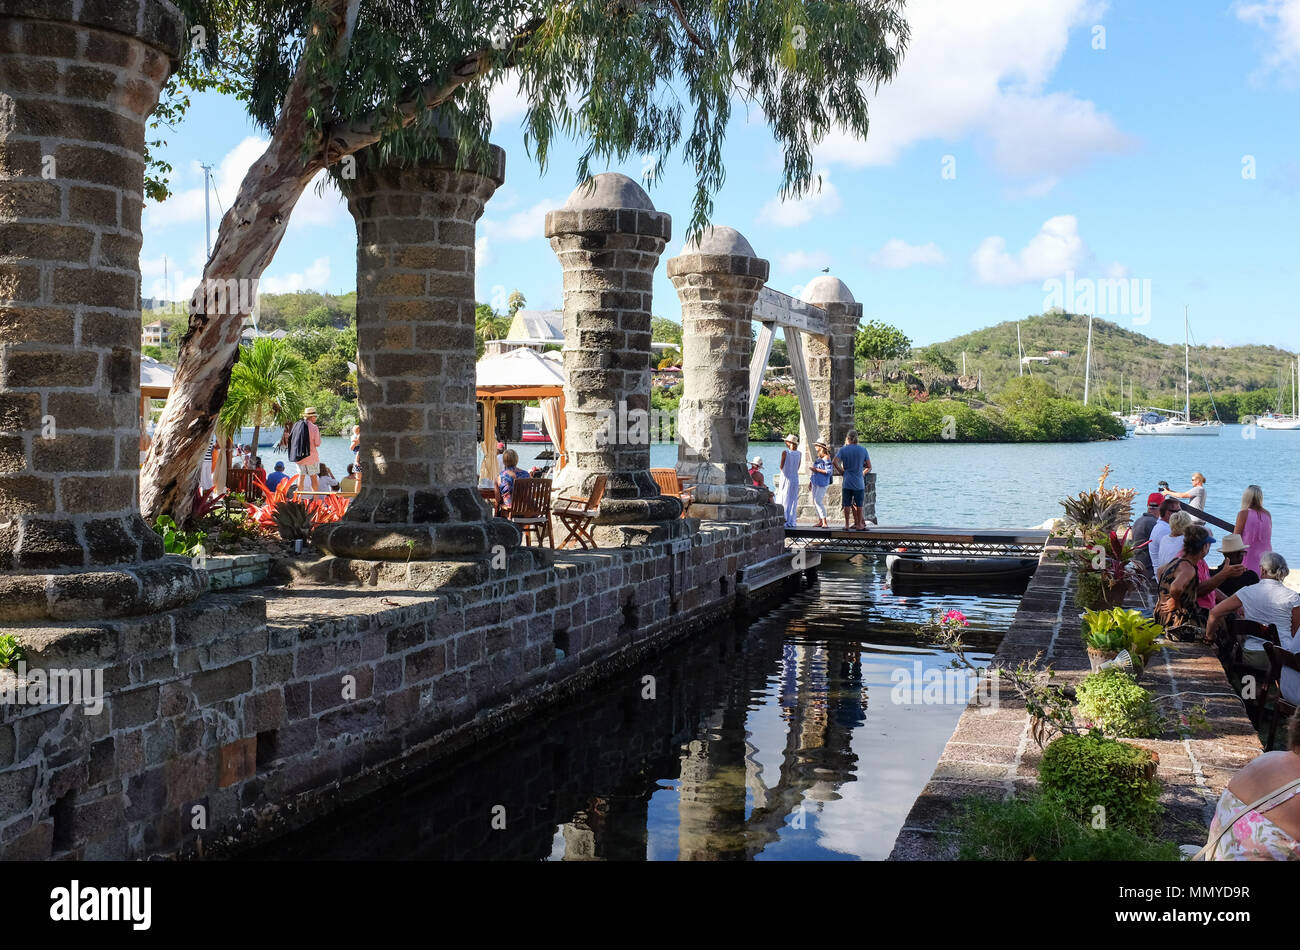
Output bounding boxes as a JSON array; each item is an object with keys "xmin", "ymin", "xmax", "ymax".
[{"xmin": 0, "ymin": 510, "xmax": 787, "ymax": 859}]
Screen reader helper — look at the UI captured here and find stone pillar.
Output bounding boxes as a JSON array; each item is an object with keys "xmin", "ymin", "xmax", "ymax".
[
  {"xmin": 313, "ymin": 143, "xmax": 518, "ymax": 560},
  {"xmin": 796, "ymin": 276, "xmax": 868, "ymax": 524},
  {"xmin": 0, "ymin": 0, "xmax": 203, "ymax": 620},
  {"xmin": 668, "ymin": 227, "xmax": 768, "ymax": 519},
  {"xmin": 545, "ymin": 173, "xmax": 680, "ymax": 524}
]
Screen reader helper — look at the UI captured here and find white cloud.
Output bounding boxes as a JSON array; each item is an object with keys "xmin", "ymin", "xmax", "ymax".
[
  {"xmin": 260, "ymin": 257, "xmax": 331, "ymax": 294},
  {"xmin": 143, "ymin": 138, "xmax": 348, "ymax": 240},
  {"xmin": 814, "ymin": 0, "xmax": 1132, "ymax": 181},
  {"xmin": 777, "ymin": 249, "xmax": 832, "ymax": 273},
  {"xmin": 1104, "ymin": 261, "xmax": 1130, "ymax": 279},
  {"xmin": 476, "ymin": 236, "xmax": 492, "ymax": 270},
  {"xmin": 971, "ymin": 214, "xmax": 1089, "ymax": 285},
  {"xmin": 869, "ymin": 238, "xmax": 947, "ymax": 270},
  {"xmin": 1235, "ymin": 0, "xmax": 1300, "ymax": 73},
  {"xmin": 757, "ymin": 172, "xmax": 841, "ymax": 228},
  {"xmin": 487, "ymin": 72, "xmax": 530, "ymax": 126},
  {"xmin": 482, "ymin": 198, "xmax": 560, "ymax": 242}
]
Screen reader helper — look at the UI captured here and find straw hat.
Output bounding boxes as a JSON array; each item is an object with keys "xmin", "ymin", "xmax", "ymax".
[
  {"xmin": 303, "ymin": 407, "xmax": 317, "ymax": 417},
  {"xmin": 750, "ymin": 456, "xmax": 764, "ymax": 467},
  {"xmin": 1218, "ymin": 534, "xmax": 1249, "ymax": 554},
  {"xmin": 814, "ymin": 440, "xmax": 830, "ymax": 452},
  {"xmin": 783, "ymin": 434, "xmax": 799, "ymax": 447}
]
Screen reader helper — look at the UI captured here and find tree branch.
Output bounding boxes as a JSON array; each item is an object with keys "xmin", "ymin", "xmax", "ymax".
[
  {"xmin": 666, "ymin": 0, "xmax": 707, "ymax": 51},
  {"xmin": 320, "ymin": 17, "xmax": 546, "ymax": 163}
]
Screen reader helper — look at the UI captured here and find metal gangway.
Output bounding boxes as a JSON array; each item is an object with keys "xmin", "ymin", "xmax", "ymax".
[{"xmin": 783, "ymin": 525, "xmax": 1051, "ymax": 558}]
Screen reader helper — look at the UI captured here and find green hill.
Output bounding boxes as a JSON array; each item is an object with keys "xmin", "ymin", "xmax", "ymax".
[{"xmin": 926, "ymin": 312, "xmax": 1297, "ymax": 412}]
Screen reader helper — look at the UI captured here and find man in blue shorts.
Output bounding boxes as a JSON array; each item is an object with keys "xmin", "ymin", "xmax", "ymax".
[{"xmin": 833, "ymin": 429, "xmax": 872, "ymax": 530}]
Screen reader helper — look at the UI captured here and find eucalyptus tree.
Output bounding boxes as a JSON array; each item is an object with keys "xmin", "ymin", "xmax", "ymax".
[{"xmin": 143, "ymin": 0, "xmax": 910, "ymax": 520}]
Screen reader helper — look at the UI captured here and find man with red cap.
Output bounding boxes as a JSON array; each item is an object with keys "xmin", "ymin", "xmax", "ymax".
[{"xmin": 1131, "ymin": 491, "xmax": 1167, "ymax": 578}]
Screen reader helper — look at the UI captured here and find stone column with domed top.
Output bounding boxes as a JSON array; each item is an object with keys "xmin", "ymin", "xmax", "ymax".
[
  {"xmin": 545, "ymin": 173, "xmax": 681, "ymax": 529},
  {"xmin": 668, "ymin": 226, "xmax": 769, "ymax": 519}
]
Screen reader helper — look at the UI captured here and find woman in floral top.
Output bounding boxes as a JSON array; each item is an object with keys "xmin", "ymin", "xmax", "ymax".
[
  {"xmin": 497, "ymin": 449, "xmax": 529, "ymax": 510},
  {"xmin": 1204, "ymin": 711, "xmax": 1300, "ymax": 860}
]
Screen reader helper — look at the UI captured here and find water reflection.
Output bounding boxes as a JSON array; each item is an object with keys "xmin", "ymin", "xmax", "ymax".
[{"xmin": 248, "ymin": 558, "xmax": 1021, "ymax": 862}]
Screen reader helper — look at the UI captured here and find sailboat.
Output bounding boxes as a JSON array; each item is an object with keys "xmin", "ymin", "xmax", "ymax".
[
  {"xmin": 1133, "ymin": 307, "xmax": 1221, "ymax": 437},
  {"xmin": 1258, "ymin": 355, "xmax": 1300, "ymax": 430}
]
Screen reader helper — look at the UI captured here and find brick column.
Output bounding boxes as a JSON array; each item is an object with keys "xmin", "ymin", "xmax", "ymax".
[
  {"xmin": 0, "ymin": 0, "xmax": 204, "ymax": 620},
  {"xmin": 313, "ymin": 143, "xmax": 519, "ymax": 560},
  {"xmin": 545, "ymin": 173, "xmax": 680, "ymax": 524},
  {"xmin": 667, "ymin": 227, "xmax": 768, "ymax": 519},
  {"xmin": 796, "ymin": 276, "xmax": 867, "ymax": 523}
]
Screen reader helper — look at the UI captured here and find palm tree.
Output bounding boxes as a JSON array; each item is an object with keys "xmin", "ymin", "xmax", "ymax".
[
  {"xmin": 217, "ymin": 337, "xmax": 309, "ymax": 458},
  {"xmin": 506, "ymin": 289, "xmax": 527, "ymax": 316}
]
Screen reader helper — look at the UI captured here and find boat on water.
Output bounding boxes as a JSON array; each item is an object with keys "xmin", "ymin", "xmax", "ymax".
[
  {"xmin": 886, "ymin": 552, "xmax": 1039, "ymax": 582},
  {"xmin": 520, "ymin": 406, "xmax": 553, "ymax": 443},
  {"xmin": 1134, "ymin": 413, "xmax": 1222, "ymax": 437},
  {"xmin": 1258, "ymin": 355, "xmax": 1300, "ymax": 430},
  {"xmin": 1133, "ymin": 306, "xmax": 1221, "ymax": 437}
]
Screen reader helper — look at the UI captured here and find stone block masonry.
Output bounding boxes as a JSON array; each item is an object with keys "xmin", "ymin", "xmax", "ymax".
[
  {"xmin": 0, "ymin": 509, "xmax": 787, "ymax": 858},
  {"xmin": 0, "ymin": 0, "xmax": 203, "ymax": 619},
  {"xmin": 546, "ymin": 173, "xmax": 681, "ymax": 526},
  {"xmin": 314, "ymin": 143, "xmax": 518, "ymax": 561}
]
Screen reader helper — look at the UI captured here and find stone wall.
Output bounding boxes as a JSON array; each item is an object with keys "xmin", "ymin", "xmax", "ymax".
[{"xmin": 0, "ymin": 510, "xmax": 787, "ymax": 858}]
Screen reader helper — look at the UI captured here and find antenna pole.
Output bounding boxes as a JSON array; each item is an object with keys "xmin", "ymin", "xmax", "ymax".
[{"xmin": 200, "ymin": 162, "xmax": 214, "ymax": 259}]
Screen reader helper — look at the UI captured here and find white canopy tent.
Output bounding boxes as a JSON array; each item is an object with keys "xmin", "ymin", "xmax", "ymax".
[{"xmin": 475, "ymin": 348, "xmax": 567, "ymax": 485}]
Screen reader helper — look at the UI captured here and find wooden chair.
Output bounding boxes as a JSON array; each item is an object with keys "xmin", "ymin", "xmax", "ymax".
[
  {"xmin": 1261, "ymin": 642, "xmax": 1300, "ymax": 749},
  {"xmin": 507, "ymin": 477, "xmax": 553, "ymax": 548},
  {"xmin": 1224, "ymin": 618, "xmax": 1278, "ymax": 672},
  {"xmin": 649, "ymin": 467, "xmax": 693, "ymax": 517},
  {"xmin": 554, "ymin": 475, "xmax": 605, "ymax": 550}
]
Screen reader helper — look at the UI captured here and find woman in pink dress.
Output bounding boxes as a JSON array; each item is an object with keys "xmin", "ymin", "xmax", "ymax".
[{"xmin": 1234, "ymin": 485, "xmax": 1272, "ymax": 577}]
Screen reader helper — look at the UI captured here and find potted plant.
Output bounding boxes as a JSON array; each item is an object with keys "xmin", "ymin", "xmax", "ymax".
[
  {"xmin": 1081, "ymin": 608, "xmax": 1163, "ymax": 680},
  {"xmin": 273, "ymin": 500, "xmax": 312, "ymax": 553},
  {"xmin": 1084, "ymin": 624, "xmax": 1127, "ymax": 672}
]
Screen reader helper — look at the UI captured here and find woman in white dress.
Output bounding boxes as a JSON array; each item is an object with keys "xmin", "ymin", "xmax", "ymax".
[{"xmin": 776, "ymin": 434, "xmax": 802, "ymax": 528}]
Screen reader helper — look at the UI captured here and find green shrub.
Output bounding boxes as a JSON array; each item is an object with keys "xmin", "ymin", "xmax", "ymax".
[
  {"xmin": 152, "ymin": 515, "xmax": 206, "ymax": 556},
  {"xmin": 955, "ymin": 793, "xmax": 1179, "ymax": 861},
  {"xmin": 0, "ymin": 633, "xmax": 25, "ymax": 670},
  {"xmin": 1077, "ymin": 669, "xmax": 1160, "ymax": 738},
  {"xmin": 1039, "ymin": 732, "xmax": 1162, "ymax": 833}
]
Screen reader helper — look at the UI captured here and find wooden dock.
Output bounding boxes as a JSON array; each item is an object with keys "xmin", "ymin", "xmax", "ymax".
[{"xmin": 784, "ymin": 525, "xmax": 1051, "ymax": 558}]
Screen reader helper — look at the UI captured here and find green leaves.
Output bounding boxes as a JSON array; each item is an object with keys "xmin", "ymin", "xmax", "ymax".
[
  {"xmin": 854, "ymin": 320, "xmax": 912, "ymax": 362},
  {"xmin": 0, "ymin": 634, "xmax": 26, "ymax": 671},
  {"xmin": 218, "ymin": 337, "xmax": 311, "ymax": 441},
  {"xmin": 152, "ymin": 515, "xmax": 208, "ymax": 556},
  {"xmin": 157, "ymin": 0, "xmax": 910, "ymax": 242}
]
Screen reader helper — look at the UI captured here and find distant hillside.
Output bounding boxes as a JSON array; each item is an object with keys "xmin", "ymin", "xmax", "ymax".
[{"xmin": 927, "ymin": 312, "xmax": 1296, "ymax": 408}]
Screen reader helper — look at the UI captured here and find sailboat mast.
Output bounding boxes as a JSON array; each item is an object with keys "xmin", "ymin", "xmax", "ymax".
[
  {"xmin": 1184, "ymin": 305, "xmax": 1191, "ymax": 420},
  {"xmin": 1084, "ymin": 314, "xmax": 1093, "ymax": 405},
  {"xmin": 1017, "ymin": 323, "xmax": 1024, "ymax": 377}
]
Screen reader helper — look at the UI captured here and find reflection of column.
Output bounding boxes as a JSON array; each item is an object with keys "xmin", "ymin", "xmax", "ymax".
[
  {"xmin": 0, "ymin": 0, "xmax": 204, "ymax": 620},
  {"xmin": 314, "ymin": 144, "xmax": 518, "ymax": 559},
  {"xmin": 668, "ymin": 227, "xmax": 768, "ymax": 519},
  {"xmin": 797, "ymin": 276, "xmax": 864, "ymax": 523},
  {"xmin": 677, "ymin": 707, "xmax": 749, "ymax": 860},
  {"xmin": 545, "ymin": 173, "xmax": 680, "ymax": 524}
]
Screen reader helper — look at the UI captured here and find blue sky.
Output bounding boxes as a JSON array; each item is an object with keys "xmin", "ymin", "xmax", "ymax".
[{"xmin": 141, "ymin": 0, "xmax": 1300, "ymax": 350}]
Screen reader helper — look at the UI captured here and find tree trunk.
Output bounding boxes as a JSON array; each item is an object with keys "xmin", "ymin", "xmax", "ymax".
[
  {"xmin": 139, "ymin": 9, "xmax": 535, "ymax": 522},
  {"xmin": 251, "ymin": 424, "xmax": 261, "ymax": 465},
  {"xmin": 139, "ymin": 152, "xmax": 319, "ymax": 522}
]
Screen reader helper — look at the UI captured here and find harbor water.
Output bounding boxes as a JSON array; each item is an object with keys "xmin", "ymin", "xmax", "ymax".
[{"xmin": 249, "ymin": 557, "xmax": 1017, "ymax": 860}]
